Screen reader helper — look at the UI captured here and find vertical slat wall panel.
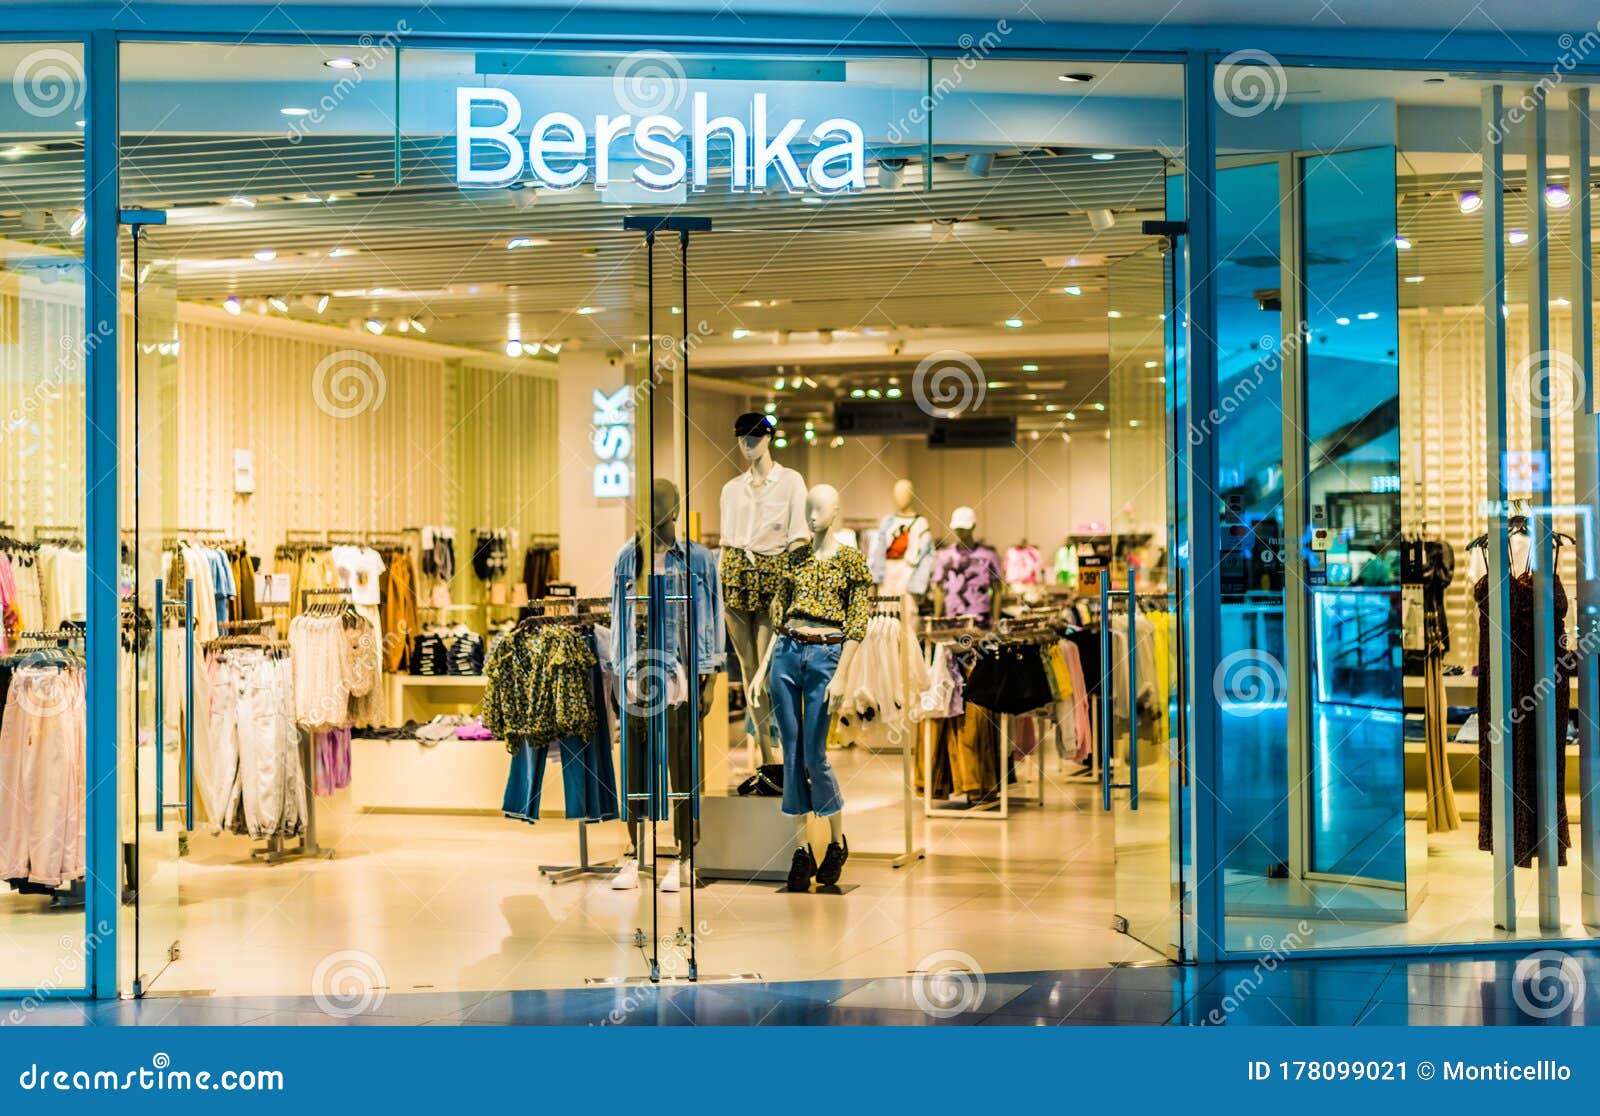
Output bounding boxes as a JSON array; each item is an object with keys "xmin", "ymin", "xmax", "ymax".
[{"xmin": 0, "ymin": 285, "xmax": 87, "ymax": 533}]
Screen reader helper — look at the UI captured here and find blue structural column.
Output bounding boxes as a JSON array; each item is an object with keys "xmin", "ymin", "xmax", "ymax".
[
  {"xmin": 1181, "ymin": 52, "xmax": 1223, "ymax": 963},
  {"xmin": 84, "ymin": 28, "xmax": 121, "ymax": 999}
]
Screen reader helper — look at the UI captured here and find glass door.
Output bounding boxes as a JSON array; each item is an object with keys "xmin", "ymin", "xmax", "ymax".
[
  {"xmin": 1107, "ymin": 239, "xmax": 1185, "ymax": 960},
  {"xmin": 120, "ymin": 218, "xmax": 189, "ymax": 995}
]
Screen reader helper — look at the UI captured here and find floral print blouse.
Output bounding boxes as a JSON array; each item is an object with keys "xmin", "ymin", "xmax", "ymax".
[
  {"xmin": 770, "ymin": 545, "xmax": 875, "ymax": 641},
  {"xmin": 482, "ymin": 624, "xmax": 597, "ymax": 747}
]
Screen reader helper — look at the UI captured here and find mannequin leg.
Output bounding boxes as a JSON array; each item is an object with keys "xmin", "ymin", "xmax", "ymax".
[
  {"xmin": 828, "ymin": 812, "xmax": 844, "ymax": 843},
  {"xmin": 725, "ymin": 608, "xmax": 775, "ymax": 764}
]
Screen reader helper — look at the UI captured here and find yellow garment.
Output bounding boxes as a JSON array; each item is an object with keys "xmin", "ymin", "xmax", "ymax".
[{"xmin": 1148, "ymin": 611, "xmax": 1172, "ymax": 743}]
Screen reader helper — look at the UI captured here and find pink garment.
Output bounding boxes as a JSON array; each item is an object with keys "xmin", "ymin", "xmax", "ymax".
[
  {"xmin": 313, "ymin": 726, "xmax": 352, "ymax": 796},
  {"xmin": 1003, "ymin": 545, "xmax": 1043, "ymax": 586},
  {"xmin": 1011, "ymin": 712, "xmax": 1039, "ymax": 759},
  {"xmin": 1060, "ymin": 639, "xmax": 1093, "ymax": 763},
  {"xmin": 0, "ymin": 553, "xmax": 19, "ymax": 656}
]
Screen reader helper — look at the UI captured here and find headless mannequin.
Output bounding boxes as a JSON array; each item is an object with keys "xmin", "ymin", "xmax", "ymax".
[
  {"xmin": 619, "ymin": 479, "xmax": 710, "ymax": 891},
  {"xmin": 749, "ymin": 485, "xmax": 855, "ymax": 846},
  {"xmin": 724, "ymin": 433, "xmax": 798, "ymax": 765}
]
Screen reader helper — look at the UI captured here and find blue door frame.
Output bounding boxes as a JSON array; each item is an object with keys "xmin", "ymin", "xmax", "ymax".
[{"xmin": 0, "ymin": 5, "xmax": 1596, "ymax": 999}]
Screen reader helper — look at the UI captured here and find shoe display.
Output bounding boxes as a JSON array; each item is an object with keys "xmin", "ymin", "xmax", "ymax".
[
  {"xmin": 786, "ymin": 844, "xmax": 817, "ymax": 892},
  {"xmin": 815, "ymin": 837, "xmax": 849, "ymax": 886},
  {"xmin": 611, "ymin": 857, "xmax": 640, "ymax": 890},
  {"xmin": 659, "ymin": 859, "xmax": 681, "ymax": 892}
]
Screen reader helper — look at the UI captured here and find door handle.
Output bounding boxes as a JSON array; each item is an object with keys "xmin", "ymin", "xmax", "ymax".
[
  {"xmin": 1100, "ymin": 577, "xmax": 1112, "ymax": 811},
  {"xmin": 153, "ymin": 577, "xmax": 196, "ymax": 832},
  {"xmin": 1127, "ymin": 582, "xmax": 1139, "ymax": 812},
  {"xmin": 154, "ymin": 578, "xmax": 165, "ymax": 834},
  {"xmin": 183, "ymin": 578, "xmax": 195, "ymax": 833}
]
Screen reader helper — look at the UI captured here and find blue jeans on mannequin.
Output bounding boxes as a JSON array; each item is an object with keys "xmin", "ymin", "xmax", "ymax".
[{"xmin": 768, "ymin": 635, "xmax": 845, "ymax": 817}]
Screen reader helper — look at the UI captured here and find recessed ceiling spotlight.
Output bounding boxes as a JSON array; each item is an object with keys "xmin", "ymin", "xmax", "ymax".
[
  {"xmin": 886, "ymin": 387, "xmax": 902, "ymax": 398},
  {"xmin": 504, "ymin": 338, "xmax": 523, "ymax": 357},
  {"xmin": 279, "ymin": 106, "xmax": 312, "ymax": 117},
  {"xmin": 1458, "ymin": 190, "xmax": 1483, "ymax": 214},
  {"xmin": 576, "ymin": 305, "xmax": 602, "ymax": 315},
  {"xmin": 315, "ymin": 294, "xmax": 330, "ymax": 314},
  {"xmin": 328, "ymin": 247, "xmax": 356, "ymax": 258},
  {"xmin": 1062, "ymin": 285, "xmax": 1082, "ymax": 296},
  {"xmin": 1395, "ymin": 235, "xmax": 1412, "ymax": 250},
  {"xmin": 365, "ymin": 319, "xmax": 385, "ymax": 335},
  {"xmin": 1336, "ymin": 316, "xmax": 1351, "ymax": 326},
  {"xmin": 1093, "ymin": 401, "xmax": 1106, "ymax": 412},
  {"xmin": 1507, "ymin": 227, "xmax": 1529, "ymax": 245},
  {"xmin": 505, "ymin": 237, "xmax": 548, "ymax": 249},
  {"xmin": 1057, "ymin": 72, "xmax": 1095, "ymax": 83},
  {"xmin": 1357, "ymin": 311, "xmax": 1379, "ymax": 320},
  {"xmin": 228, "ymin": 195, "xmax": 256, "ymax": 208},
  {"xmin": 1004, "ymin": 317, "xmax": 1024, "ymax": 328},
  {"xmin": 1545, "ymin": 183, "xmax": 1571, "ymax": 209},
  {"xmin": 324, "ymin": 56, "xmax": 361, "ymax": 70},
  {"xmin": 1404, "ymin": 275, "xmax": 1425, "ymax": 284},
  {"xmin": 801, "ymin": 196, "xmax": 823, "ymax": 206},
  {"xmin": 222, "ymin": 296, "xmax": 241, "ymax": 315},
  {"xmin": 253, "ymin": 249, "xmax": 277, "ymax": 261},
  {"xmin": 1107, "ymin": 310, "xmax": 1122, "ymax": 319},
  {"xmin": 1090, "ymin": 152, "xmax": 1116, "ymax": 161},
  {"xmin": 1022, "ymin": 363, "xmax": 1039, "ymax": 372},
  {"xmin": 850, "ymin": 388, "xmax": 865, "ymax": 399},
  {"xmin": 267, "ymin": 296, "xmax": 289, "ymax": 313}
]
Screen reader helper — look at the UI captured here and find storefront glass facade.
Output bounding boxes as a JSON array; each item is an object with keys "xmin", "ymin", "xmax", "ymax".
[{"xmin": 0, "ymin": 6, "xmax": 1596, "ymax": 998}]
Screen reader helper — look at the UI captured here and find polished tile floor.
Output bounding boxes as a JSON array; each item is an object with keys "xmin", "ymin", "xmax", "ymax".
[{"xmin": 7, "ymin": 951, "xmax": 1600, "ymax": 1026}]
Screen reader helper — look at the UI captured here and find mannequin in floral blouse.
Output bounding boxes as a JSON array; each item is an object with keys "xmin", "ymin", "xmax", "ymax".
[{"xmin": 749, "ymin": 483, "xmax": 868, "ymax": 890}]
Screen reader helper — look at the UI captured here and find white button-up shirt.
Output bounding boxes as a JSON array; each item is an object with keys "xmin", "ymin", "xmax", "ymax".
[{"xmin": 719, "ymin": 463, "xmax": 808, "ymax": 556}]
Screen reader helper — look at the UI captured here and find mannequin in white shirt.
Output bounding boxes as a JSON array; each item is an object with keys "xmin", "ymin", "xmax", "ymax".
[
  {"xmin": 875, "ymin": 478, "xmax": 933, "ymax": 602},
  {"xmin": 721, "ymin": 423, "xmax": 807, "ymax": 764}
]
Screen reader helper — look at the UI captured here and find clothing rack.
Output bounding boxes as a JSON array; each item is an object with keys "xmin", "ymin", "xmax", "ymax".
[{"xmin": 845, "ymin": 594, "xmax": 926, "ymax": 869}]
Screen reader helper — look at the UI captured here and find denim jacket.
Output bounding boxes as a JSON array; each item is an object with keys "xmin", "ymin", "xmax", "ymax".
[{"xmin": 610, "ymin": 536, "xmax": 726, "ymax": 678}]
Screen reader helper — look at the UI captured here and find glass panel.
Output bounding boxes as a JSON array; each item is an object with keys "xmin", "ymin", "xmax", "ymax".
[
  {"xmin": 0, "ymin": 42, "xmax": 89, "ymax": 994},
  {"xmin": 1108, "ymin": 241, "xmax": 1182, "ymax": 957},
  {"xmin": 1298, "ymin": 147, "xmax": 1406, "ymax": 890}
]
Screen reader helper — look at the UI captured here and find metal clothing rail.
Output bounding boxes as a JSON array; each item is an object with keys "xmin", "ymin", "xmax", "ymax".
[{"xmin": 849, "ymin": 594, "xmax": 925, "ymax": 869}]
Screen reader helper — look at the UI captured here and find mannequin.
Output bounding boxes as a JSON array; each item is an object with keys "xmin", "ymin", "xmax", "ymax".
[
  {"xmin": 608, "ymin": 477, "xmax": 724, "ymax": 893},
  {"xmin": 930, "ymin": 506, "xmax": 1004, "ymax": 627},
  {"xmin": 719, "ymin": 412, "xmax": 809, "ymax": 765},
  {"xmin": 868, "ymin": 478, "xmax": 934, "ymax": 601},
  {"xmin": 750, "ymin": 484, "xmax": 867, "ymax": 891}
]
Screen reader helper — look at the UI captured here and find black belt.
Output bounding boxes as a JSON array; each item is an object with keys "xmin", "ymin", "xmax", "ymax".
[{"xmin": 779, "ymin": 626, "xmax": 847, "ymax": 646}]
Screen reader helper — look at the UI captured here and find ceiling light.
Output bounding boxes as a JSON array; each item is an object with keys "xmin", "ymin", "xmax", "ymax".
[
  {"xmin": 268, "ymin": 296, "xmax": 289, "ymax": 313},
  {"xmin": 670, "ymin": 306, "xmax": 681, "ymax": 315},
  {"xmin": 1065, "ymin": 411, "xmax": 1077, "ymax": 421},
  {"xmin": 866, "ymin": 388, "xmax": 882, "ymax": 399},
  {"xmin": 575, "ymin": 305, "xmax": 601, "ymax": 315},
  {"xmin": 1143, "ymin": 360, "xmax": 1158, "ymax": 369},
  {"xmin": 801, "ymin": 197, "xmax": 823, "ymax": 206},
  {"xmin": 505, "ymin": 237, "xmax": 548, "ymax": 249},
  {"xmin": 774, "ymin": 377, "xmax": 786, "ymax": 390},
  {"xmin": 253, "ymin": 249, "xmax": 277, "ymax": 261},
  {"xmin": 830, "ymin": 436, "xmax": 845, "ymax": 448},
  {"xmin": 315, "ymin": 294, "xmax": 330, "ymax": 313},
  {"xmin": 409, "ymin": 318, "xmax": 427, "ymax": 334},
  {"xmin": 365, "ymin": 319, "xmax": 384, "ymax": 335},
  {"xmin": 877, "ymin": 160, "xmax": 906, "ymax": 191},
  {"xmin": 328, "ymin": 247, "xmax": 356, "ymax": 257},
  {"xmin": 1457, "ymin": 190, "xmax": 1482, "ymax": 214},
  {"xmin": 1394, "ymin": 235, "xmax": 1412, "ymax": 250},
  {"xmin": 1022, "ymin": 363, "xmax": 1039, "ymax": 372},
  {"xmin": 1057, "ymin": 72, "xmax": 1094, "ymax": 83},
  {"xmin": 804, "ymin": 429, "xmax": 816, "ymax": 441},
  {"xmin": 1546, "ymin": 183, "xmax": 1571, "ymax": 209},
  {"xmin": 1087, "ymin": 208, "xmax": 1116, "ymax": 231},
  {"xmin": 886, "ymin": 386, "xmax": 902, "ymax": 398},
  {"xmin": 732, "ymin": 329, "xmax": 751, "ymax": 340},
  {"xmin": 964, "ymin": 153, "xmax": 994, "ymax": 178},
  {"xmin": 1404, "ymin": 275, "xmax": 1425, "ymax": 283},
  {"xmin": 1507, "ymin": 228, "xmax": 1528, "ymax": 246},
  {"xmin": 3, "ymin": 143, "xmax": 41, "ymax": 159},
  {"xmin": 1553, "ymin": 296, "xmax": 1571, "ymax": 307},
  {"xmin": 1062, "ymin": 285, "xmax": 1082, "ymax": 296},
  {"xmin": 850, "ymin": 388, "xmax": 865, "ymax": 399},
  {"xmin": 279, "ymin": 106, "xmax": 312, "ymax": 117},
  {"xmin": 1004, "ymin": 318, "xmax": 1024, "ymax": 328},
  {"xmin": 1357, "ymin": 311, "xmax": 1379, "ymax": 320},
  {"xmin": 505, "ymin": 339, "xmax": 523, "ymax": 356},
  {"xmin": 324, "ymin": 56, "xmax": 361, "ymax": 70},
  {"xmin": 1093, "ymin": 402, "xmax": 1106, "ymax": 411},
  {"xmin": 774, "ymin": 436, "xmax": 789, "ymax": 448},
  {"xmin": 65, "ymin": 210, "xmax": 85, "ymax": 237},
  {"xmin": 222, "ymin": 296, "xmax": 241, "ymax": 316},
  {"xmin": 1335, "ymin": 316, "xmax": 1351, "ymax": 326},
  {"xmin": 1090, "ymin": 152, "xmax": 1116, "ymax": 162},
  {"xmin": 1107, "ymin": 310, "xmax": 1122, "ymax": 319},
  {"xmin": 228, "ymin": 195, "xmax": 256, "ymax": 208}
]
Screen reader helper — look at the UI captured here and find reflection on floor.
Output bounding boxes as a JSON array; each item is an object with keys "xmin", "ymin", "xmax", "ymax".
[
  {"xmin": 7, "ymin": 951, "xmax": 1600, "ymax": 1026},
  {"xmin": 1, "ymin": 745, "xmax": 1161, "ymax": 996}
]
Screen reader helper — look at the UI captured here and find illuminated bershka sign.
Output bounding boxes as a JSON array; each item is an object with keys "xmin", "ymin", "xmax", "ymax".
[{"xmin": 456, "ymin": 89, "xmax": 865, "ymax": 195}]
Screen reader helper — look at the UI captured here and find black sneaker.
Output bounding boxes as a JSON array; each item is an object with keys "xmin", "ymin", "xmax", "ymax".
[
  {"xmin": 816, "ymin": 837, "xmax": 849, "ymax": 886},
  {"xmin": 786, "ymin": 845, "xmax": 817, "ymax": 892}
]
